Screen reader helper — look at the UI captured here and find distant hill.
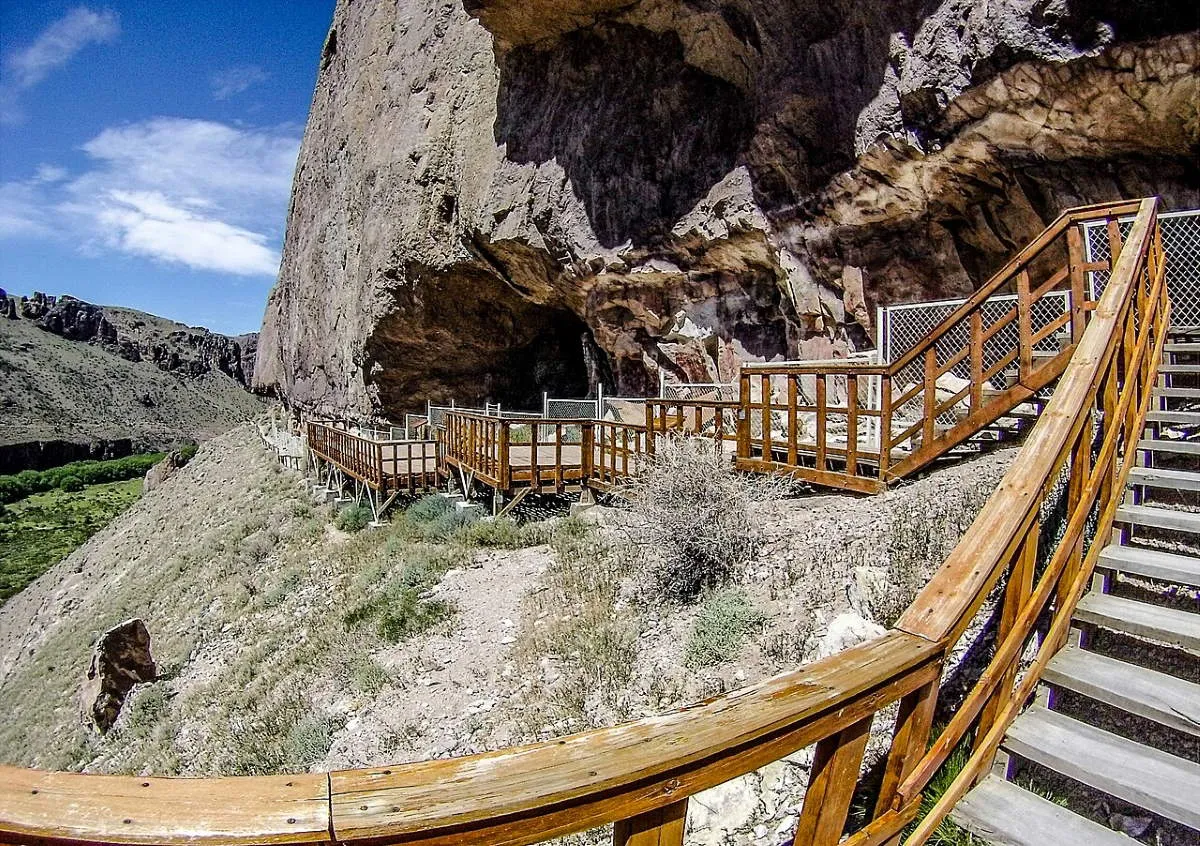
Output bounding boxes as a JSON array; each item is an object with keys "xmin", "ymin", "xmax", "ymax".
[{"xmin": 0, "ymin": 291, "xmax": 266, "ymax": 472}]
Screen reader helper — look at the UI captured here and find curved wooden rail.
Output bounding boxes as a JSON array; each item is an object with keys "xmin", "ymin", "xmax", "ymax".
[{"xmin": 0, "ymin": 199, "xmax": 1166, "ymax": 845}]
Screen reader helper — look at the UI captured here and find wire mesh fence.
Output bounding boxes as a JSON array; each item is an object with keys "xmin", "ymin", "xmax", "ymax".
[
  {"xmin": 1084, "ymin": 208, "xmax": 1199, "ymax": 327},
  {"xmin": 659, "ymin": 380, "xmax": 738, "ymax": 402},
  {"xmin": 544, "ymin": 397, "xmax": 599, "ymax": 419}
]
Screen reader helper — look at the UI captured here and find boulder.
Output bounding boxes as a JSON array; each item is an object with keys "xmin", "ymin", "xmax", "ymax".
[
  {"xmin": 81, "ymin": 619, "xmax": 157, "ymax": 733},
  {"xmin": 816, "ymin": 612, "xmax": 887, "ymax": 659}
]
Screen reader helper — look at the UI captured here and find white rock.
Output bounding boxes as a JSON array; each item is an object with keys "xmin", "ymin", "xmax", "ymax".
[{"xmin": 817, "ymin": 612, "xmax": 887, "ymax": 659}]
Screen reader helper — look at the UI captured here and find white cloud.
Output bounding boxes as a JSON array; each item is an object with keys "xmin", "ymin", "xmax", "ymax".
[
  {"xmin": 0, "ymin": 117, "xmax": 301, "ymax": 277},
  {"xmin": 33, "ymin": 164, "xmax": 68, "ymax": 183},
  {"xmin": 210, "ymin": 64, "xmax": 270, "ymax": 100},
  {"xmin": 96, "ymin": 191, "xmax": 281, "ymax": 276},
  {"xmin": 1, "ymin": 6, "xmax": 119, "ymax": 123}
]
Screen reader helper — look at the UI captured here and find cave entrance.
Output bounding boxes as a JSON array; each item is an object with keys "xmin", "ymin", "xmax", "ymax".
[{"xmin": 365, "ymin": 265, "xmax": 608, "ymax": 419}]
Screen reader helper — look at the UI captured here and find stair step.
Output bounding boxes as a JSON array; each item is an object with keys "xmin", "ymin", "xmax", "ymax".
[
  {"xmin": 1164, "ymin": 342, "xmax": 1200, "ymax": 353},
  {"xmin": 1152, "ymin": 386, "xmax": 1200, "ymax": 398},
  {"xmin": 1003, "ymin": 705, "xmax": 1200, "ymax": 829},
  {"xmin": 1145, "ymin": 410, "xmax": 1200, "ymax": 425},
  {"xmin": 1127, "ymin": 465, "xmax": 1200, "ymax": 491},
  {"xmin": 952, "ymin": 775, "xmax": 1135, "ymax": 846},
  {"xmin": 1115, "ymin": 503, "xmax": 1200, "ymax": 533},
  {"xmin": 1043, "ymin": 647, "xmax": 1200, "ymax": 737},
  {"xmin": 1074, "ymin": 592, "xmax": 1200, "ymax": 652},
  {"xmin": 1099, "ymin": 542, "xmax": 1200, "ymax": 587},
  {"xmin": 1159, "ymin": 364, "xmax": 1200, "ymax": 374},
  {"xmin": 1137, "ymin": 438, "xmax": 1200, "ymax": 456}
]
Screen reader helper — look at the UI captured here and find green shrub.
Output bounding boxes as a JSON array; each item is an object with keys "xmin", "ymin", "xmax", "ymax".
[
  {"xmin": 406, "ymin": 494, "xmax": 453, "ymax": 523},
  {"xmin": 684, "ymin": 589, "xmax": 765, "ymax": 668},
  {"xmin": 334, "ymin": 504, "xmax": 373, "ymax": 532},
  {"xmin": 398, "ymin": 545, "xmax": 466, "ymax": 591},
  {"xmin": 422, "ymin": 508, "xmax": 473, "ymax": 541},
  {"xmin": 178, "ymin": 442, "xmax": 199, "ymax": 462},
  {"xmin": 0, "ymin": 453, "xmax": 165, "ymax": 504},
  {"xmin": 377, "ymin": 591, "xmax": 455, "ymax": 643},
  {"xmin": 57, "ymin": 475, "xmax": 83, "ymax": 492}
]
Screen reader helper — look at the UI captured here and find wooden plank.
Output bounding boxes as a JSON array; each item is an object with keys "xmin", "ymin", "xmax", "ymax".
[
  {"xmin": 846, "ymin": 376, "xmax": 859, "ymax": 472},
  {"xmin": 1066, "ymin": 224, "xmax": 1088, "ymax": 343},
  {"xmin": 792, "ymin": 716, "xmax": 872, "ymax": 846},
  {"xmin": 1017, "ymin": 269, "xmax": 1033, "ymax": 376},
  {"xmin": 970, "ymin": 310, "xmax": 983, "ymax": 411},
  {"xmin": 1044, "ymin": 647, "xmax": 1200, "ymax": 737},
  {"xmin": 787, "ymin": 376, "xmax": 798, "ymax": 467},
  {"xmin": 873, "ymin": 679, "xmax": 939, "ymax": 819},
  {"xmin": 612, "ymin": 800, "xmax": 686, "ymax": 846},
  {"xmin": 0, "ymin": 767, "xmax": 331, "ymax": 845},
  {"xmin": 952, "ymin": 775, "xmax": 1135, "ymax": 846},
  {"xmin": 1137, "ymin": 438, "xmax": 1200, "ymax": 456},
  {"xmin": 1003, "ymin": 705, "xmax": 1200, "ymax": 829}
]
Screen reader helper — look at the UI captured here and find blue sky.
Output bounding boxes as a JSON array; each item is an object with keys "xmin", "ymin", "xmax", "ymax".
[{"xmin": 0, "ymin": 2, "xmax": 335, "ymax": 334}]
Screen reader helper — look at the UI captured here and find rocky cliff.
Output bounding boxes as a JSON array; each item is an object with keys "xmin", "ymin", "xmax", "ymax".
[
  {"xmin": 0, "ymin": 292, "xmax": 265, "ymax": 471},
  {"xmin": 256, "ymin": 0, "xmax": 1199, "ymax": 420}
]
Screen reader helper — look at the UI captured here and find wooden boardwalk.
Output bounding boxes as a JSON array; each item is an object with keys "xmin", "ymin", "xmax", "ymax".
[{"xmin": 0, "ymin": 202, "xmax": 1188, "ymax": 846}]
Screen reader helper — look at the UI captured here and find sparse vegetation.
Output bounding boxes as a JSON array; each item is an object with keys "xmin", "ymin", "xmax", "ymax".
[
  {"xmin": 684, "ymin": 588, "xmax": 766, "ymax": 668},
  {"xmin": 621, "ymin": 435, "xmax": 789, "ymax": 603}
]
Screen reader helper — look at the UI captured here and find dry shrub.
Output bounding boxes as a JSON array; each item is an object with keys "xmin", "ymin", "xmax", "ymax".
[{"xmin": 620, "ymin": 436, "xmax": 790, "ymax": 603}]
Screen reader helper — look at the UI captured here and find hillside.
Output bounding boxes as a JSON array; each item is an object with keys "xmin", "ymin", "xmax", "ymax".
[
  {"xmin": 0, "ymin": 292, "xmax": 265, "ymax": 471},
  {"xmin": 0, "ymin": 425, "xmax": 1014, "ymax": 842}
]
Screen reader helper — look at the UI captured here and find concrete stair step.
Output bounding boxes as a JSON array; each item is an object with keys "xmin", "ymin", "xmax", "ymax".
[
  {"xmin": 1115, "ymin": 503, "xmax": 1200, "ymax": 534},
  {"xmin": 1127, "ymin": 465, "xmax": 1200, "ymax": 491},
  {"xmin": 1003, "ymin": 705, "xmax": 1200, "ymax": 829},
  {"xmin": 1074, "ymin": 592, "xmax": 1200, "ymax": 652},
  {"xmin": 1043, "ymin": 646, "xmax": 1200, "ymax": 737},
  {"xmin": 1144, "ymin": 410, "xmax": 1200, "ymax": 425},
  {"xmin": 1137, "ymin": 438, "xmax": 1200, "ymax": 456},
  {"xmin": 1152, "ymin": 386, "xmax": 1200, "ymax": 399},
  {"xmin": 1099, "ymin": 542, "xmax": 1200, "ymax": 587},
  {"xmin": 952, "ymin": 775, "xmax": 1135, "ymax": 846}
]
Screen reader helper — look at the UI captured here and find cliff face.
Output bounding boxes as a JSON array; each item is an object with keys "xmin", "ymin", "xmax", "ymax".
[{"xmin": 256, "ymin": 0, "xmax": 1199, "ymax": 419}]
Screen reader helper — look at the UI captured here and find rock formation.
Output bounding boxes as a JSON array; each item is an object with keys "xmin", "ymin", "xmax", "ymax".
[
  {"xmin": 256, "ymin": 0, "xmax": 1199, "ymax": 421},
  {"xmin": 81, "ymin": 618, "xmax": 156, "ymax": 733},
  {"xmin": 2, "ymin": 292, "xmax": 257, "ymax": 387}
]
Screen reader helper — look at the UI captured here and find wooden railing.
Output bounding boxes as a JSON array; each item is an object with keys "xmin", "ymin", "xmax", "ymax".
[
  {"xmin": 308, "ymin": 422, "xmax": 439, "ymax": 495},
  {"xmin": 0, "ymin": 198, "xmax": 1165, "ymax": 845},
  {"xmin": 587, "ymin": 419, "xmax": 649, "ymax": 490},
  {"xmin": 738, "ymin": 200, "xmax": 1144, "ymax": 492}
]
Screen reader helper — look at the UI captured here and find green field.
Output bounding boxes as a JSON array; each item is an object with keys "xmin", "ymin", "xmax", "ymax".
[{"xmin": 0, "ymin": 480, "xmax": 143, "ymax": 604}]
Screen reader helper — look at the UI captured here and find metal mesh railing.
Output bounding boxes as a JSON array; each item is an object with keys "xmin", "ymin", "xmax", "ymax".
[
  {"xmin": 1084, "ymin": 208, "xmax": 1199, "ymax": 326},
  {"xmin": 545, "ymin": 397, "xmax": 599, "ymax": 419},
  {"xmin": 660, "ymin": 381, "xmax": 737, "ymax": 401}
]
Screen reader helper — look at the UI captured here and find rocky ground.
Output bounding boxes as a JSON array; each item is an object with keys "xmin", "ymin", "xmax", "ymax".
[{"xmin": 0, "ymin": 424, "xmax": 1018, "ymax": 844}]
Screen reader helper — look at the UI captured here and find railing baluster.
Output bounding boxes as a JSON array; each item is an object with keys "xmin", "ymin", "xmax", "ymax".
[
  {"xmin": 761, "ymin": 374, "xmax": 772, "ymax": 462},
  {"xmin": 787, "ymin": 376, "xmax": 798, "ymax": 467},
  {"xmin": 923, "ymin": 348, "xmax": 937, "ymax": 447},
  {"xmin": 793, "ymin": 717, "xmax": 873, "ymax": 846},
  {"xmin": 874, "ymin": 678, "xmax": 940, "ymax": 832},
  {"xmin": 1017, "ymin": 269, "xmax": 1032, "ymax": 377},
  {"xmin": 815, "ymin": 374, "xmax": 827, "ymax": 471},
  {"xmin": 1066, "ymin": 224, "xmax": 1088, "ymax": 342},
  {"xmin": 612, "ymin": 799, "xmax": 687, "ymax": 846}
]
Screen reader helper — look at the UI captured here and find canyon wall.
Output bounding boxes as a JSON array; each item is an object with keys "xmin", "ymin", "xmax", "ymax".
[{"xmin": 255, "ymin": 0, "xmax": 1199, "ymax": 420}]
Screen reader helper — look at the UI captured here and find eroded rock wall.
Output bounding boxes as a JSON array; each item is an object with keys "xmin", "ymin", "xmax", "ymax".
[{"xmin": 255, "ymin": 0, "xmax": 1199, "ymax": 420}]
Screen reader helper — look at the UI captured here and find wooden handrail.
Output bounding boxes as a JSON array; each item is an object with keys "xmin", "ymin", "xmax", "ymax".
[{"xmin": 0, "ymin": 198, "xmax": 1166, "ymax": 846}]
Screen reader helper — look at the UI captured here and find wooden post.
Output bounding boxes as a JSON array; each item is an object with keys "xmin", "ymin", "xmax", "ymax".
[
  {"xmin": 793, "ymin": 716, "xmax": 873, "ymax": 846},
  {"xmin": 738, "ymin": 371, "xmax": 752, "ymax": 462},
  {"xmin": 846, "ymin": 375, "xmax": 859, "ymax": 475},
  {"xmin": 1017, "ymin": 269, "xmax": 1033, "ymax": 379},
  {"xmin": 1066, "ymin": 225, "xmax": 1088, "ymax": 343},
  {"xmin": 970, "ymin": 310, "xmax": 983, "ymax": 411},
  {"xmin": 815, "ymin": 374, "xmax": 828, "ymax": 471},
  {"xmin": 581, "ymin": 422, "xmax": 594, "ymax": 485},
  {"xmin": 613, "ymin": 799, "xmax": 687, "ymax": 846},
  {"xmin": 878, "ymin": 375, "xmax": 893, "ymax": 481},
  {"xmin": 874, "ymin": 679, "xmax": 940, "ymax": 835},
  {"xmin": 976, "ymin": 529, "xmax": 1036, "ymax": 750},
  {"xmin": 645, "ymin": 401, "xmax": 656, "ymax": 457},
  {"xmin": 923, "ymin": 348, "xmax": 937, "ymax": 448},
  {"xmin": 761, "ymin": 374, "xmax": 772, "ymax": 462},
  {"xmin": 499, "ymin": 421, "xmax": 511, "ymax": 493},
  {"xmin": 787, "ymin": 376, "xmax": 798, "ymax": 467}
]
